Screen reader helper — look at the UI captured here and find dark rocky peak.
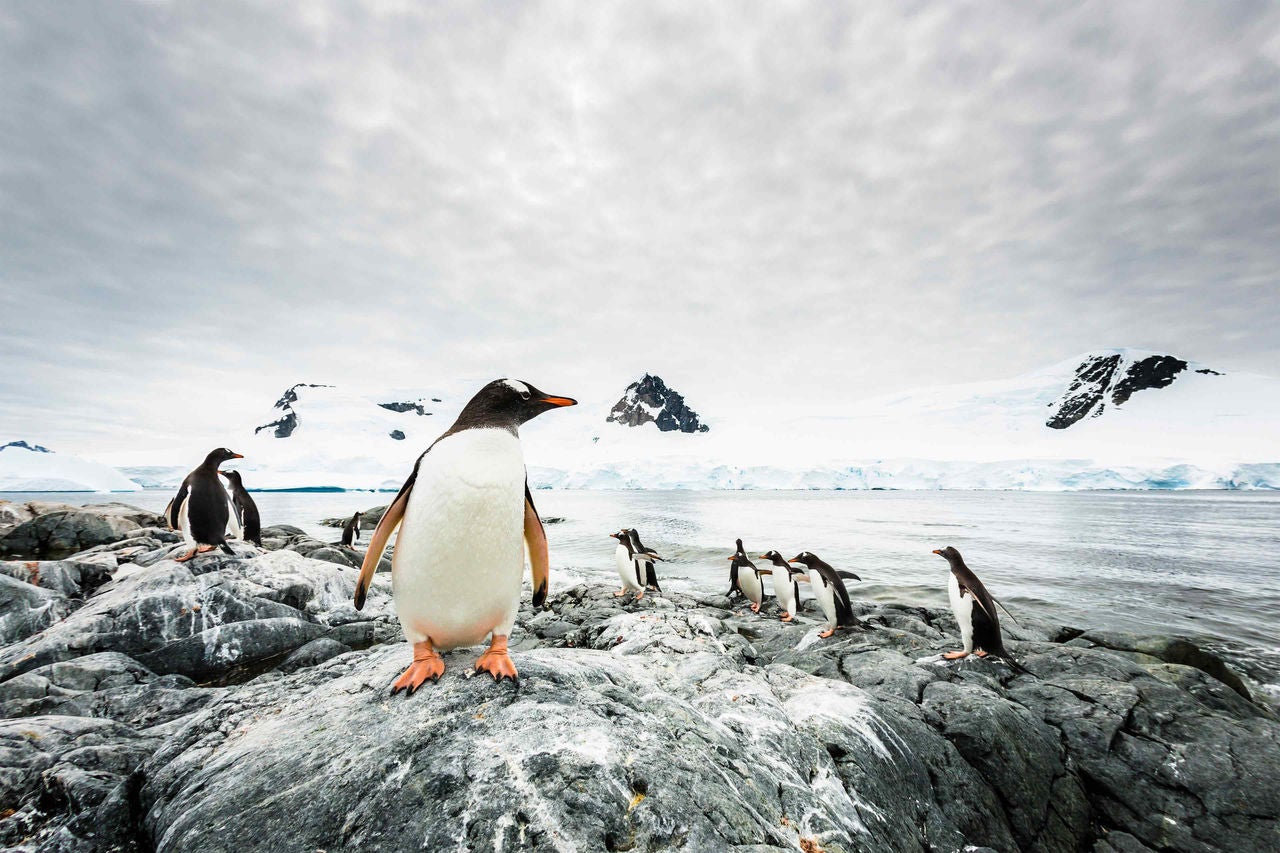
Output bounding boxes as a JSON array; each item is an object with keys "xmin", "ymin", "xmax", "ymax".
[
  {"xmin": 607, "ymin": 374, "xmax": 709, "ymax": 433},
  {"xmin": 1047, "ymin": 352, "xmax": 1207, "ymax": 430},
  {"xmin": 1, "ymin": 441, "xmax": 52, "ymax": 453},
  {"xmin": 255, "ymin": 383, "xmax": 333, "ymax": 439},
  {"xmin": 378, "ymin": 401, "xmax": 434, "ymax": 416}
]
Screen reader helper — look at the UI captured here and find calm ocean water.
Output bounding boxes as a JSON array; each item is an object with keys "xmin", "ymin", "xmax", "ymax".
[{"xmin": 11, "ymin": 488, "xmax": 1280, "ymax": 693}]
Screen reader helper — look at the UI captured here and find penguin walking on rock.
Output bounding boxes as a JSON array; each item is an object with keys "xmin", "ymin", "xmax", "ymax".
[
  {"xmin": 354, "ymin": 379, "xmax": 576, "ymax": 691},
  {"xmin": 788, "ymin": 552, "xmax": 860, "ymax": 638},
  {"xmin": 341, "ymin": 511, "xmax": 361, "ymax": 547},
  {"xmin": 220, "ymin": 470, "xmax": 261, "ymax": 546},
  {"xmin": 168, "ymin": 448, "xmax": 243, "ymax": 562},
  {"xmin": 609, "ymin": 529, "xmax": 645, "ymax": 597},
  {"xmin": 625, "ymin": 528, "xmax": 662, "ymax": 594},
  {"xmin": 760, "ymin": 550, "xmax": 803, "ymax": 621},
  {"xmin": 728, "ymin": 546, "xmax": 768, "ymax": 613},
  {"xmin": 932, "ymin": 546, "xmax": 1029, "ymax": 673}
]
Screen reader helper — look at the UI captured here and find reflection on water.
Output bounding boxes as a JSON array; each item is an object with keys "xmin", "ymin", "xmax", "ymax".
[{"xmin": 11, "ymin": 488, "xmax": 1280, "ymax": 687}]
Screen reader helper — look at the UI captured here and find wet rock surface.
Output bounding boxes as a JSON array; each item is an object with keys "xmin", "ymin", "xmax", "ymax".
[{"xmin": 0, "ymin": 504, "xmax": 1276, "ymax": 852}]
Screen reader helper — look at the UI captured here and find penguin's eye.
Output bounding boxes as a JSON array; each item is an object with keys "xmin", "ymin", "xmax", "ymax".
[{"xmin": 520, "ymin": 390, "xmax": 531, "ymax": 401}]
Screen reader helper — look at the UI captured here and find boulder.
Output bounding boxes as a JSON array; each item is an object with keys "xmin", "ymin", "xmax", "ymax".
[{"xmin": 0, "ymin": 510, "xmax": 141, "ymax": 559}]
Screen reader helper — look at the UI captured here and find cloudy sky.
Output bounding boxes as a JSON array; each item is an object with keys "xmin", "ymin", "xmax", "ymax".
[{"xmin": 2, "ymin": 1, "xmax": 1278, "ymax": 457}]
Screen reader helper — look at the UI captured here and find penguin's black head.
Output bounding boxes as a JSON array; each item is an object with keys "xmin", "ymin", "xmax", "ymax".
[
  {"xmin": 788, "ymin": 551, "xmax": 816, "ymax": 566},
  {"xmin": 759, "ymin": 549, "xmax": 790, "ymax": 568},
  {"xmin": 932, "ymin": 546, "xmax": 962, "ymax": 564},
  {"xmin": 455, "ymin": 379, "xmax": 577, "ymax": 432},
  {"xmin": 203, "ymin": 448, "xmax": 243, "ymax": 468},
  {"xmin": 220, "ymin": 469, "xmax": 243, "ymax": 487}
]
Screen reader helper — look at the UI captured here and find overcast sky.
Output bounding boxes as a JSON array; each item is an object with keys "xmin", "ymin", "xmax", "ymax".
[{"xmin": 2, "ymin": 1, "xmax": 1278, "ymax": 456}]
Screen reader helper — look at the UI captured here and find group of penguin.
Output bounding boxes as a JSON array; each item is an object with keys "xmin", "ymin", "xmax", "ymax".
[
  {"xmin": 611, "ymin": 531, "xmax": 1027, "ymax": 671},
  {"xmin": 162, "ymin": 378, "xmax": 1027, "ymax": 692},
  {"xmin": 162, "ymin": 447, "xmax": 261, "ymax": 560}
]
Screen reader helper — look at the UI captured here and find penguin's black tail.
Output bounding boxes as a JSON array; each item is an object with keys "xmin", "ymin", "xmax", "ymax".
[
  {"xmin": 1001, "ymin": 654, "xmax": 1034, "ymax": 677},
  {"xmin": 220, "ymin": 542, "xmax": 235, "ymax": 556}
]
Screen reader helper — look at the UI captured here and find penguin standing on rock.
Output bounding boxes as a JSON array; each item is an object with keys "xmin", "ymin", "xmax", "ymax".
[
  {"xmin": 625, "ymin": 528, "xmax": 663, "ymax": 594},
  {"xmin": 760, "ymin": 550, "xmax": 803, "ymax": 621},
  {"xmin": 728, "ymin": 547, "xmax": 768, "ymax": 613},
  {"xmin": 609, "ymin": 530, "xmax": 645, "ymax": 597},
  {"xmin": 341, "ymin": 511, "xmax": 361, "ymax": 546},
  {"xmin": 727, "ymin": 538, "xmax": 749, "ymax": 597},
  {"xmin": 168, "ymin": 448, "xmax": 243, "ymax": 562},
  {"xmin": 788, "ymin": 552, "xmax": 860, "ymax": 638},
  {"xmin": 932, "ymin": 546, "xmax": 1029, "ymax": 673},
  {"xmin": 220, "ymin": 470, "xmax": 261, "ymax": 546},
  {"xmin": 354, "ymin": 379, "xmax": 576, "ymax": 691}
]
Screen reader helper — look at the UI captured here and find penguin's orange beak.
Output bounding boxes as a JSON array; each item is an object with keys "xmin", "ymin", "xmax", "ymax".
[
  {"xmin": 230, "ymin": 453, "xmax": 244, "ymax": 459},
  {"xmin": 540, "ymin": 396, "xmax": 577, "ymax": 407},
  {"xmin": 931, "ymin": 549, "xmax": 943, "ymax": 555},
  {"xmin": 726, "ymin": 555, "xmax": 736, "ymax": 560}
]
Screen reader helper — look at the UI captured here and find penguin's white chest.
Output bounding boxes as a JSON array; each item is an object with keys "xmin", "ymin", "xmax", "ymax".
[
  {"xmin": 772, "ymin": 572, "xmax": 796, "ymax": 616},
  {"xmin": 392, "ymin": 429, "xmax": 526, "ymax": 650},
  {"xmin": 948, "ymin": 571, "xmax": 975, "ymax": 652},
  {"xmin": 740, "ymin": 567, "xmax": 764, "ymax": 604},
  {"xmin": 810, "ymin": 569, "xmax": 838, "ymax": 627},
  {"xmin": 615, "ymin": 545, "xmax": 641, "ymax": 590}
]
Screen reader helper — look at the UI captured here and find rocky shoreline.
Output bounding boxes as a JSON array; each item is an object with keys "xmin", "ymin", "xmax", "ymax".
[{"xmin": 1, "ymin": 501, "xmax": 1277, "ymax": 852}]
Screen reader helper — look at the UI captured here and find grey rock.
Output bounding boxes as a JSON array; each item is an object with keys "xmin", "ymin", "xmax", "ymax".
[
  {"xmin": 0, "ymin": 510, "xmax": 141, "ymax": 559},
  {"xmin": 0, "ymin": 558, "xmax": 113, "ymax": 598},
  {"xmin": 0, "ymin": 573, "xmax": 75, "ymax": 644},
  {"xmin": 277, "ymin": 637, "xmax": 352, "ymax": 673}
]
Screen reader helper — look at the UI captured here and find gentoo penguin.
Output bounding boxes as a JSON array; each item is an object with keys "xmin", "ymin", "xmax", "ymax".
[
  {"xmin": 727, "ymin": 539, "xmax": 748, "ymax": 597},
  {"xmin": 354, "ymin": 379, "xmax": 575, "ymax": 691},
  {"xmin": 759, "ymin": 550, "xmax": 803, "ymax": 621},
  {"xmin": 609, "ymin": 529, "xmax": 645, "ymax": 597},
  {"xmin": 168, "ymin": 448, "xmax": 243, "ymax": 562},
  {"xmin": 788, "ymin": 552, "xmax": 859, "ymax": 638},
  {"xmin": 728, "ymin": 548, "xmax": 769, "ymax": 613},
  {"xmin": 219, "ymin": 470, "xmax": 261, "ymax": 546},
  {"xmin": 932, "ymin": 547, "xmax": 1029, "ymax": 673},
  {"xmin": 625, "ymin": 528, "xmax": 663, "ymax": 594},
  {"xmin": 341, "ymin": 511, "xmax": 361, "ymax": 547}
]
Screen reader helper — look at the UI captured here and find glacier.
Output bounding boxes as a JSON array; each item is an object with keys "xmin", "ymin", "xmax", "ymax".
[{"xmin": 0, "ymin": 442, "xmax": 142, "ymax": 492}]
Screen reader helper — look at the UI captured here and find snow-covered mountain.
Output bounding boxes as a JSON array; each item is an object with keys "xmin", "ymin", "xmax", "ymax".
[
  {"xmin": 0, "ymin": 442, "xmax": 141, "ymax": 492},
  {"xmin": 607, "ymin": 375, "xmax": 710, "ymax": 433},
  {"xmin": 108, "ymin": 350, "xmax": 1279, "ymax": 491}
]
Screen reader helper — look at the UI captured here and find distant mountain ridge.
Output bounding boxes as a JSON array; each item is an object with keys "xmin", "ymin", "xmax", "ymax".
[
  {"xmin": 607, "ymin": 374, "xmax": 709, "ymax": 433},
  {"xmin": 1046, "ymin": 352, "xmax": 1221, "ymax": 429}
]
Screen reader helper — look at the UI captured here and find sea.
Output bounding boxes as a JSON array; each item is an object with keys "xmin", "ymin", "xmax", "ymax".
[{"xmin": 9, "ymin": 488, "xmax": 1279, "ymax": 699}]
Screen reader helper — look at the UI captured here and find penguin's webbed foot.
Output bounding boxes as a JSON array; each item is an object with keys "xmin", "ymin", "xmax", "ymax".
[
  {"xmin": 391, "ymin": 641, "xmax": 444, "ymax": 695},
  {"xmin": 749, "ymin": 603, "xmax": 761, "ymax": 613},
  {"xmin": 974, "ymin": 650, "xmax": 989, "ymax": 658},
  {"xmin": 780, "ymin": 613, "xmax": 793, "ymax": 623},
  {"xmin": 613, "ymin": 589, "xmax": 627, "ymax": 597},
  {"xmin": 818, "ymin": 628, "xmax": 836, "ymax": 639},
  {"xmin": 174, "ymin": 548, "xmax": 198, "ymax": 563},
  {"xmin": 475, "ymin": 635, "xmax": 518, "ymax": 682},
  {"xmin": 634, "ymin": 590, "xmax": 645, "ymax": 600},
  {"xmin": 942, "ymin": 650, "xmax": 969, "ymax": 660}
]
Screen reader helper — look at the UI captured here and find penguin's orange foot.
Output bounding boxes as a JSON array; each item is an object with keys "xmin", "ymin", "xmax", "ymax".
[
  {"xmin": 750, "ymin": 603, "xmax": 761, "ymax": 613},
  {"xmin": 780, "ymin": 613, "xmax": 793, "ymax": 623},
  {"xmin": 613, "ymin": 589, "xmax": 627, "ymax": 597},
  {"xmin": 391, "ymin": 641, "xmax": 444, "ymax": 695},
  {"xmin": 475, "ymin": 636, "xmax": 518, "ymax": 682},
  {"xmin": 818, "ymin": 628, "xmax": 835, "ymax": 639},
  {"xmin": 635, "ymin": 590, "xmax": 645, "ymax": 600},
  {"xmin": 174, "ymin": 548, "xmax": 198, "ymax": 563},
  {"xmin": 942, "ymin": 650, "xmax": 969, "ymax": 660},
  {"xmin": 974, "ymin": 650, "xmax": 989, "ymax": 658}
]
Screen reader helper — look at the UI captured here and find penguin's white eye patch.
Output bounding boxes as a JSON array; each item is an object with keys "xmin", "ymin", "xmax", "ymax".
[{"xmin": 502, "ymin": 379, "xmax": 531, "ymax": 399}]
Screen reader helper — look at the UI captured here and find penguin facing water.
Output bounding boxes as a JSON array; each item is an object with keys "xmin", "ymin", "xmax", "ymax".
[
  {"xmin": 220, "ymin": 470, "xmax": 261, "ymax": 546},
  {"xmin": 625, "ymin": 528, "xmax": 663, "ymax": 594},
  {"xmin": 932, "ymin": 546, "xmax": 1028, "ymax": 673},
  {"xmin": 609, "ymin": 529, "xmax": 645, "ymax": 597},
  {"xmin": 168, "ymin": 448, "xmax": 243, "ymax": 562},
  {"xmin": 727, "ymin": 538, "xmax": 749, "ymax": 597},
  {"xmin": 788, "ymin": 552, "xmax": 860, "ymax": 638},
  {"xmin": 341, "ymin": 511, "xmax": 361, "ymax": 547},
  {"xmin": 728, "ymin": 546, "xmax": 768, "ymax": 613},
  {"xmin": 354, "ymin": 379, "xmax": 576, "ymax": 691},
  {"xmin": 760, "ymin": 550, "xmax": 803, "ymax": 621}
]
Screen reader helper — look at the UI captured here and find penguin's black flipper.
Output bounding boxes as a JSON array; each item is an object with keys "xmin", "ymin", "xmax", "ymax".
[
  {"xmin": 645, "ymin": 562, "xmax": 661, "ymax": 592},
  {"xmin": 524, "ymin": 480, "xmax": 549, "ymax": 607},
  {"xmin": 220, "ymin": 542, "xmax": 235, "ymax": 556},
  {"xmin": 837, "ymin": 571, "xmax": 861, "ymax": 581},
  {"xmin": 993, "ymin": 597, "xmax": 1021, "ymax": 627},
  {"xmin": 727, "ymin": 562, "xmax": 740, "ymax": 596},
  {"xmin": 355, "ymin": 451, "xmax": 423, "ymax": 610},
  {"xmin": 168, "ymin": 481, "xmax": 189, "ymax": 529}
]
